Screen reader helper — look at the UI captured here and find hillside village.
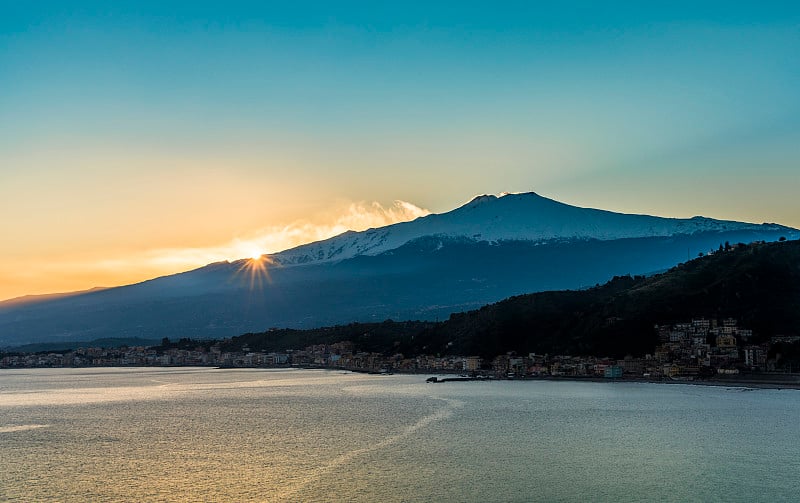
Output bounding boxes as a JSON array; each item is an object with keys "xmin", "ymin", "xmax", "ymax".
[{"xmin": 3, "ymin": 318, "xmax": 799, "ymax": 382}]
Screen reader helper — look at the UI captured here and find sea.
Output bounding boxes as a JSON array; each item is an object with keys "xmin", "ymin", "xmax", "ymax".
[{"xmin": 1, "ymin": 367, "xmax": 798, "ymax": 502}]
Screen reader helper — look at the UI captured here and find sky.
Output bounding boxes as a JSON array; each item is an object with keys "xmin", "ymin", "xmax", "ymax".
[{"xmin": 1, "ymin": 1, "xmax": 799, "ymax": 300}]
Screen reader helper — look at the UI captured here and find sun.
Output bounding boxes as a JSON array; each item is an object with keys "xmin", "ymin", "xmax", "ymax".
[
  {"xmin": 239, "ymin": 245, "xmax": 263, "ymax": 261},
  {"xmin": 235, "ymin": 254, "xmax": 274, "ymax": 292}
]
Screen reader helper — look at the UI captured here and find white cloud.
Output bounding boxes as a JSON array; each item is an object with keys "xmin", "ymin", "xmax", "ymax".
[{"xmin": 145, "ymin": 199, "xmax": 430, "ymax": 268}]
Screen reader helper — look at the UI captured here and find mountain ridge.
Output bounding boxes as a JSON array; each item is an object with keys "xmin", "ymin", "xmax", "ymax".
[
  {"xmin": 270, "ymin": 191, "xmax": 790, "ymax": 267},
  {"xmin": 0, "ymin": 287, "xmax": 110, "ymax": 308},
  {"xmin": 1, "ymin": 192, "xmax": 797, "ymax": 347}
]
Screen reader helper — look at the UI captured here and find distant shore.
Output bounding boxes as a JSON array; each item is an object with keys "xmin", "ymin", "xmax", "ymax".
[
  {"xmin": 4, "ymin": 364, "xmax": 799, "ymax": 390},
  {"xmin": 419, "ymin": 373, "xmax": 800, "ymax": 390}
]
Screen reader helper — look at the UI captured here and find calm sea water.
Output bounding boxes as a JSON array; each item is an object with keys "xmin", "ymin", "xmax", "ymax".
[{"xmin": 1, "ymin": 368, "xmax": 798, "ymax": 502}]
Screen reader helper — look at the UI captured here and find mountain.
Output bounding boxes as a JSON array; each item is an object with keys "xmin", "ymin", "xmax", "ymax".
[
  {"xmin": 0, "ymin": 287, "xmax": 109, "ymax": 309},
  {"xmin": 228, "ymin": 239, "xmax": 800, "ymax": 359},
  {"xmin": 1, "ymin": 192, "xmax": 797, "ymax": 347},
  {"xmin": 272, "ymin": 192, "xmax": 779, "ymax": 266}
]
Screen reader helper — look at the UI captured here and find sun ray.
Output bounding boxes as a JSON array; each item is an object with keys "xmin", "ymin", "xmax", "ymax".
[{"xmin": 234, "ymin": 254, "xmax": 274, "ymax": 292}]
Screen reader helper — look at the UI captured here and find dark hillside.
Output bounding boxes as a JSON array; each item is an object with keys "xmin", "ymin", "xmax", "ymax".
[
  {"xmin": 228, "ymin": 240, "xmax": 800, "ymax": 358},
  {"xmin": 436, "ymin": 239, "xmax": 800, "ymax": 357}
]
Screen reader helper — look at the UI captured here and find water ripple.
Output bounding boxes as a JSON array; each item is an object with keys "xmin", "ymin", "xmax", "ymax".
[{"xmin": 275, "ymin": 397, "xmax": 463, "ymax": 502}]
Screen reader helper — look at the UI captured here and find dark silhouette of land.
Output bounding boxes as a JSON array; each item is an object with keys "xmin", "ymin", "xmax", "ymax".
[{"xmin": 226, "ymin": 239, "xmax": 800, "ymax": 361}]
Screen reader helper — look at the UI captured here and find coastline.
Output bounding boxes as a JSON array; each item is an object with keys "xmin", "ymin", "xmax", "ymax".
[
  {"xmin": 4, "ymin": 364, "xmax": 800, "ymax": 390},
  {"xmin": 420, "ymin": 373, "xmax": 800, "ymax": 390}
]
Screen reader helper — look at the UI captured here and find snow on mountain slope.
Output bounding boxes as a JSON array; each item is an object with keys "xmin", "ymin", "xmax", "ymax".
[{"xmin": 271, "ymin": 192, "xmax": 789, "ymax": 266}]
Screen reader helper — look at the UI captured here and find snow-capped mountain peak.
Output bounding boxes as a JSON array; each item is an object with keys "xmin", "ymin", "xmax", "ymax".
[{"xmin": 270, "ymin": 192, "xmax": 791, "ymax": 267}]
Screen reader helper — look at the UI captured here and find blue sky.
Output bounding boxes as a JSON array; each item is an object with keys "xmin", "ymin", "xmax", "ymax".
[{"xmin": 1, "ymin": 1, "xmax": 799, "ymax": 298}]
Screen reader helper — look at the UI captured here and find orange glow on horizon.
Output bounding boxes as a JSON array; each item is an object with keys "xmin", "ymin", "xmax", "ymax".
[{"xmin": 0, "ymin": 199, "xmax": 431, "ymax": 301}]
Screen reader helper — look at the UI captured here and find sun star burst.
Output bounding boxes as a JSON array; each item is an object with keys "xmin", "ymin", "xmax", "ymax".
[{"xmin": 235, "ymin": 255, "xmax": 273, "ymax": 292}]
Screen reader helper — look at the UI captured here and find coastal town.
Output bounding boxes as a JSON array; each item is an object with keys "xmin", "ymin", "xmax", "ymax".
[{"xmin": 2, "ymin": 317, "xmax": 799, "ymax": 382}]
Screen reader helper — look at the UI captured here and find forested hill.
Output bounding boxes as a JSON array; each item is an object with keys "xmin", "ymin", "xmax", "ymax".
[{"xmin": 227, "ymin": 239, "xmax": 800, "ymax": 358}]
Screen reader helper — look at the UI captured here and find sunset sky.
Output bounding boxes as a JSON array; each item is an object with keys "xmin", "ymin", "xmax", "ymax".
[{"xmin": 2, "ymin": 1, "xmax": 799, "ymax": 301}]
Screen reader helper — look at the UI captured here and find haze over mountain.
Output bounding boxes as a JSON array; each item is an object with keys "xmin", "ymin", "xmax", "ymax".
[{"xmin": 1, "ymin": 192, "xmax": 796, "ymax": 347}]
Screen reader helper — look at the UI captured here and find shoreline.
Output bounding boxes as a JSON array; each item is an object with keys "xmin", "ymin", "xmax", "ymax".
[
  {"xmin": 420, "ymin": 373, "xmax": 800, "ymax": 390},
  {"xmin": 3, "ymin": 365, "xmax": 800, "ymax": 390}
]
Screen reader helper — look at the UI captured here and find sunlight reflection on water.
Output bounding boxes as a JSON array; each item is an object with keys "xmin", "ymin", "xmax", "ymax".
[{"xmin": 1, "ymin": 368, "xmax": 799, "ymax": 502}]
